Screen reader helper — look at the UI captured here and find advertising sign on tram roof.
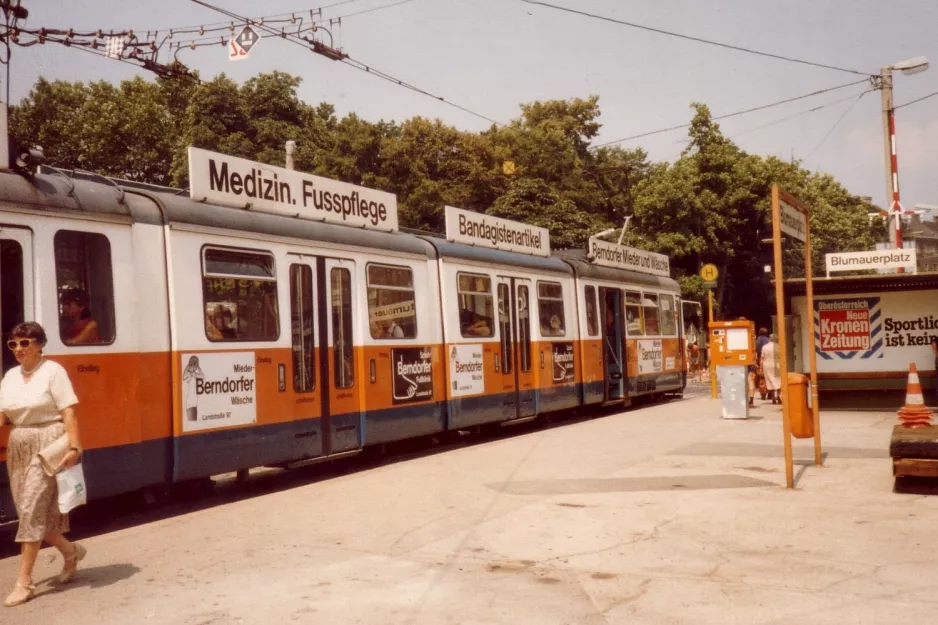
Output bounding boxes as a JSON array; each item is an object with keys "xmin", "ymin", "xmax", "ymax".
[
  {"xmin": 444, "ymin": 205, "xmax": 551, "ymax": 257},
  {"xmin": 588, "ymin": 238, "xmax": 670, "ymax": 278},
  {"xmin": 188, "ymin": 147, "xmax": 399, "ymax": 232}
]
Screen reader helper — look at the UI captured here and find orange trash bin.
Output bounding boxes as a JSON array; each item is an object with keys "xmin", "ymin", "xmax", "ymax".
[{"xmin": 787, "ymin": 372, "xmax": 814, "ymax": 439}]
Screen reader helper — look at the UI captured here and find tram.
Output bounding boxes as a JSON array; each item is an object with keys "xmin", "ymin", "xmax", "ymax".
[{"xmin": 0, "ymin": 147, "xmax": 686, "ymax": 522}]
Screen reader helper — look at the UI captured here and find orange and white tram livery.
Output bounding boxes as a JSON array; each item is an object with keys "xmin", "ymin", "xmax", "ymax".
[{"xmin": 0, "ymin": 148, "xmax": 687, "ymax": 522}]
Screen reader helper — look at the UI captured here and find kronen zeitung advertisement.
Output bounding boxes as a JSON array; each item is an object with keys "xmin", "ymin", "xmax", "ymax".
[{"xmin": 795, "ymin": 291, "xmax": 938, "ymax": 373}]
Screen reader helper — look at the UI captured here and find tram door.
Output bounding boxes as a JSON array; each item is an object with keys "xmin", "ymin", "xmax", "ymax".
[
  {"xmin": 289, "ymin": 256, "xmax": 361, "ymax": 459},
  {"xmin": 600, "ymin": 287, "xmax": 624, "ymax": 401},
  {"xmin": 495, "ymin": 277, "xmax": 536, "ymax": 420},
  {"xmin": 0, "ymin": 227, "xmax": 32, "ymax": 376}
]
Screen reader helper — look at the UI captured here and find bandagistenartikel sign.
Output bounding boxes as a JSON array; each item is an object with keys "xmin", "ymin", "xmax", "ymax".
[
  {"xmin": 588, "ymin": 239, "xmax": 670, "ymax": 278},
  {"xmin": 825, "ymin": 249, "xmax": 917, "ymax": 275},
  {"xmin": 815, "ymin": 298, "xmax": 882, "ymax": 359},
  {"xmin": 779, "ymin": 197, "xmax": 807, "ymax": 242},
  {"xmin": 188, "ymin": 147, "xmax": 399, "ymax": 231},
  {"xmin": 444, "ymin": 205, "xmax": 550, "ymax": 257}
]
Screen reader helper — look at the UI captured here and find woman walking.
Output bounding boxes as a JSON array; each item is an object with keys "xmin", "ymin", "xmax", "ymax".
[
  {"xmin": 0, "ymin": 322, "xmax": 86, "ymax": 607},
  {"xmin": 761, "ymin": 333, "xmax": 783, "ymax": 404}
]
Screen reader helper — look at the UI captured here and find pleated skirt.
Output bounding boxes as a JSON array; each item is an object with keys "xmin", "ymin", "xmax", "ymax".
[{"xmin": 7, "ymin": 422, "xmax": 69, "ymax": 542}]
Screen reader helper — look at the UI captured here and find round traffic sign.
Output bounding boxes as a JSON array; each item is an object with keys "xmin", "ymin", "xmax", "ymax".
[{"xmin": 700, "ymin": 263, "xmax": 719, "ymax": 282}]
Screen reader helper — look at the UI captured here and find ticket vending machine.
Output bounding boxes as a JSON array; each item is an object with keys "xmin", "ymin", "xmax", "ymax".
[{"xmin": 709, "ymin": 320, "xmax": 756, "ymax": 419}]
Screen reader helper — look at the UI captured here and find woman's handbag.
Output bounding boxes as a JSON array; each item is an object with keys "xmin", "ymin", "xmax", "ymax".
[
  {"xmin": 37, "ymin": 433, "xmax": 70, "ymax": 477},
  {"xmin": 56, "ymin": 464, "xmax": 87, "ymax": 514}
]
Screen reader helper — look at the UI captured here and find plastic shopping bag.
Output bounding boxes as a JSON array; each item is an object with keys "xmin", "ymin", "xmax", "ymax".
[{"xmin": 56, "ymin": 464, "xmax": 88, "ymax": 514}]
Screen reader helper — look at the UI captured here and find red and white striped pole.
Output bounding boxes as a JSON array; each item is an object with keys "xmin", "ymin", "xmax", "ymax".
[{"xmin": 888, "ymin": 109, "xmax": 903, "ymax": 251}]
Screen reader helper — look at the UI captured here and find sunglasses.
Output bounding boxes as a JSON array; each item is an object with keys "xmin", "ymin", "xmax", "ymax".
[{"xmin": 6, "ymin": 339, "xmax": 36, "ymax": 350}]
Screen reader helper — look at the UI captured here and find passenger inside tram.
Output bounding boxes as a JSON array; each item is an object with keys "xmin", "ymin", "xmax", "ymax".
[
  {"xmin": 206, "ymin": 304, "xmax": 237, "ymax": 340},
  {"xmin": 461, "ymin": 311, "xmax": 492, "ymax": 337},
  {"xmin": 61, "ymin": 289, "xmax": 101, "ymax": 345}
]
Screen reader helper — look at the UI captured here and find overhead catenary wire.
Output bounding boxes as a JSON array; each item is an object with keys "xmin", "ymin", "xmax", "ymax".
[
  {"xmin": 802, "ymin": 90, "xmax": 870, "ymax": 162},
  {"xmin": 520, "ymin": 0, "xmax": 872, "ymax": 77},
  {"xmin": 595, "ymin": 78, "xmax": 871, "ymax": 147},
  {"xmin": 138, "ymin": 0, "xmax": 368, "ymax": 34},
  {"xmin": 730, "ymin": 89, "xmax": 875, "ymax": 140},
  {"xmin": 895, "ymin": 90, "xmax": 938, "ymax": 110},
  {"xmin": 189, "ymin": 0, "xmax": 503, "ymax": 126}
]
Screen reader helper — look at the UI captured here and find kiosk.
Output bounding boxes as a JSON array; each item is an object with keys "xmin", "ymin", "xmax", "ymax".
[{"xmin": 709, "ymin": 320, "xmax": 756, "ymax": 419}]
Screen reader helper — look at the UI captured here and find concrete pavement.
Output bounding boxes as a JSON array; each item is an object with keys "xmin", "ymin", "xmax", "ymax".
[{"xmin": 3, "ymin": 389, "xmax": 936, "ymax": 625}]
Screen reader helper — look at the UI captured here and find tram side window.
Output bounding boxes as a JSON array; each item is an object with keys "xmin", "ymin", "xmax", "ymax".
[
  {"xmin": 537, "ymin": 281, "xmax": 565, "ymax": 337},
  {"xmin": 457, "ymin": 272, "xmax": 493, "ymax": 338},
  {"xmin": 54, "ymin": 230, "xmax": 116, "ymax": 345},
  {"xmin": 289, "ymin": 264, "xmax": 315, "ymax": 393},
  {"xmin": 367, "ymin": 264, "xmax": 417, "ymax": 339},
  {"xmin": 625, "ymin": 291, "xmax": 644, "ymax": 336},
  {"xmin": 1, "ymin": 240, "xmax": 24, "ymax": 374},
  {"xmin": 202, "ymin": 247, "xmax": 279, "ymax": 342},
  {"xmin": 642, "ymin": 293, "xmax": 660, "ymax": 335},
  {"xmin": 497, "ymin": 283, "xmax": 512, "ymax": 373},
  {"xmin": 518, "ymin": 284, "xmax": 532, "ymax": 372},
  {"xmin": 659, "ymin": 294, "xmax": 677, "ymax": 336},
  {"xmin": 331, "ymin": 267, "xmax": 354, "ymax": 389},
  {"xmin": 584, "ymin": 285, "xmax": 598, "ymax": 337}
]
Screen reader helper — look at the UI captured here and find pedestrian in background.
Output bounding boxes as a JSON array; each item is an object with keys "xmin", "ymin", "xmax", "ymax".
[
  {"xmin": 0, "ymin": 322, "xmax": 86, "ymax": 607},
  {"xmin": 762, "ymin": 333, "xmax": 782, "ymax": 404}
]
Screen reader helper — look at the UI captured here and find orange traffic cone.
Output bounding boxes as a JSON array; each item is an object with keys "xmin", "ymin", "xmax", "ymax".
[{"xmin": 897, "ymin": 363, "xmax": 934, "ymax": 429}]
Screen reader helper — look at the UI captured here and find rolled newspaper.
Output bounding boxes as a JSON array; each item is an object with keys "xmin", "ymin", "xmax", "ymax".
[{"xmin": 37, "ymin": 434, "xmax": 70, "ymax": 477}]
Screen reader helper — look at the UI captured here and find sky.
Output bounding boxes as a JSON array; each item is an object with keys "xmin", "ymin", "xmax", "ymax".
[{"xmin": 8, "ymin": 0, "xmax": 938, "ymax": 213}]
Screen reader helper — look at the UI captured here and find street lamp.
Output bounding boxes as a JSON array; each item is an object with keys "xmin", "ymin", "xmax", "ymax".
[{"xmin": 880, "ymin": 56, "xmax": 929, "ymax": 252}]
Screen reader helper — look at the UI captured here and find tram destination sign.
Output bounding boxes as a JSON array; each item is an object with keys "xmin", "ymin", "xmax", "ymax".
[
  {"xmin": 188, "ymin": 147, "xmax": 399, "ymax": 232},
  {"xmin": 588, "ymin": 239, "xmax": 670, "ymax": 278},
  {"xmin": 444, "ymin": 205, "xmax": 550, "ymax": 257}
]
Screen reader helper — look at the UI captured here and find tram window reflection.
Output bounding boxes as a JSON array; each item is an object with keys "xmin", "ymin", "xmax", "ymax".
[
  {"xmin": 642, "ymin": 293, "xmax": 660, "ymax": 335},
  {"xmin": 202, "ymin": 247, "xmax": 279, "ymax": 342},
  {"xmin": 658, "ymin": 294, "xmax": 677, "ymax": 336},
  {"xmin": 457, "ymin": 272, "xmax": 493, "ymax": 338},
  {"xmin": 584, "ymin": 285, "xmax": 598, "ymax": 337},
  {"xmin": 54, "ymin": 230, "xmax": 115, "ymax": 345},
  {"xmin": 537, "ymin": 281, "xmax": 565, "ymax": 337},
  {"xmin": 625, "ymin": 291, "xmax": 644, "ymax": 336},
  {"xmin": 331, "ymin": 267, "xmax": 354, "ymax": 388},
  {"xmin": 367, "ymin": 263, "xmax": 417, "ymax": 339}
]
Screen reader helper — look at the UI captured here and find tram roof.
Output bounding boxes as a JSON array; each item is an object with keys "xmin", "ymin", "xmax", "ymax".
[
  {"xmin": 12, "ymin": 168, "xmax": 436, "ymax": 258},
  {"xmin": 555, "ymin": 250, "xmax": 681, "ymax": 291},
  {"xmin": 420, "ymin": 236, "xmax": 573, "ymax": 275}
]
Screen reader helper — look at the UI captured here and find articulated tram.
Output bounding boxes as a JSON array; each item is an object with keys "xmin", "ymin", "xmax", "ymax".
[{"xmin": 0, "ymin": 148, "xmax": 687, "ymax": 522}]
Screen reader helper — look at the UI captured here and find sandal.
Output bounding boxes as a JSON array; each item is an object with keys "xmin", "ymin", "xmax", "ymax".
[
  {"xmin": 3, "ymin": 583, "xmax": 34, "ymax": 607},
  {"xmin": 58, "ymin": 543, "xmax": 87, "ymax": 583}
]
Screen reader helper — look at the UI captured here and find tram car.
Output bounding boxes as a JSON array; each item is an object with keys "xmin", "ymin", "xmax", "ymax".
[{"xmin": 0, "ymin": 148, "xmax": 686, "ymax": 522}]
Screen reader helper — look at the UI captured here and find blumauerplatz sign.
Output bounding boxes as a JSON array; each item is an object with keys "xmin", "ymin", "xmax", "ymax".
[
  {"xmin": 825, "ymin": 249, "xmax": 917, "ymax": 275},
  {"xmin": 588, "ymin": 238, "xmax": 670, "ymax": 278},
  {"xmin": 444, "ymin": 205, "xmax": 550, "ymax": 257},
  {"xmin": 188, "ymin": 147, "xmax": 399, "ymax": 231}
]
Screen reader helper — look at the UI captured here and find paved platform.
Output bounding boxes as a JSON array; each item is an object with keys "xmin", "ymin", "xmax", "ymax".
[{"xmin": 3, "ymin": 391, "xmax": 936, "ymax": 625}]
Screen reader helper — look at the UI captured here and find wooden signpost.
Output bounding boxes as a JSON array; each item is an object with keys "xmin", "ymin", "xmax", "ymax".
[
  {"xmin": 701, "ymin": 263, "xmax": 719, "ymax": 398},
  {"xmin": 771, "ymin": 184, "xmax": 822, "ymax": 488}
]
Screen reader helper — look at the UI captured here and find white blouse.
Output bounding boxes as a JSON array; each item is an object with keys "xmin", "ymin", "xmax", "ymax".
[{"xmin": 0, "ymin": 360, "xmax": 79, "ymax": 426}]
